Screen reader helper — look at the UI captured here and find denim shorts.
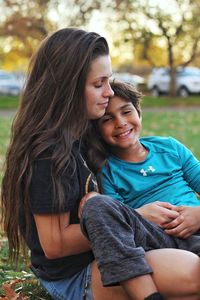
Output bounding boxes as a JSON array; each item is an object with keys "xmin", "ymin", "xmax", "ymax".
[{"xmin": 39, "ymin": 263, "xmax": 93, "ymax": 300}]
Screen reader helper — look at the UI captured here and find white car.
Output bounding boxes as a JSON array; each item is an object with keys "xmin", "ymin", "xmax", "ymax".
[
  {"xmin": 147, "ymin": 67, "xmax": 200, "ymax": 97},
  {"xmin": 0, "ymin": 70, "xmax": 23, "ymax": 96}
]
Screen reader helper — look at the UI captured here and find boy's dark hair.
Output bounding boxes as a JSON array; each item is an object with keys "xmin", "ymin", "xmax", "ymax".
[
  {"xmin": 110, "ymin": 80, "xmax": 142, "ymax": 117},
  {"xmin": 85, "ymin": 80, "xmax": 142, "ymax": 174}
]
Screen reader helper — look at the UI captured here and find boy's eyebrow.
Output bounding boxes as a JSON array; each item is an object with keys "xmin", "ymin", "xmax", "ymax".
[
  {"xmin": 105, "ymin": 103, "xmax": 133, "ymax": 115},
  {"xmin": 120, "ymin": 103, "xmax": 132, "ymax": 109}
]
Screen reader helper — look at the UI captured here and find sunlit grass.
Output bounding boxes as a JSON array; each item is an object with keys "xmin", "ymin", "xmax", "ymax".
[
  {"xmin": 0, "ymin": 95, "xmax": 19, "ymax": 109},
  {"xmin": 0, "ymin": 117, "xmax": 13, "ymax": 181},
  {"xmin": 1, "ymin": 94, "xmax": 200, "ymax": 109},
  {"xmin": 142, "ymin": 95, "xmax": 200, "ymax": 107},
  {"xmin": 142, "ymin": 110, "xmax": 200, "ymax": 159}
]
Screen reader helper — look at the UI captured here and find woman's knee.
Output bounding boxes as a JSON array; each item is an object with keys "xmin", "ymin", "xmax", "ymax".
[{"xmin": 146, "ymin": 249, "xmax": 200, "ymax": 297}]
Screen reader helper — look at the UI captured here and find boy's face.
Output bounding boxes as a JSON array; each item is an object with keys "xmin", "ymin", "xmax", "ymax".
[{"xmin": 97, "ymin": 96, "xmax": 142, "ymax": 153}]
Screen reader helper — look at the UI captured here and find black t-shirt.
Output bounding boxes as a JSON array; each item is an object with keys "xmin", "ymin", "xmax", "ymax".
[{"xmin": 19, "ymin": 143, "xmax": 97, "ymax": 280}]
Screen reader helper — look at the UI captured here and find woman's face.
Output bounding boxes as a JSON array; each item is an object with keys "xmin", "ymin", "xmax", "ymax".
[{"xmin": 85, "ymin": 55, "xmax": 114, "ymax": 120}]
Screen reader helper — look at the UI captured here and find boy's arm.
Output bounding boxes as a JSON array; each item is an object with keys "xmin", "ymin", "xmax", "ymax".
[{"xmin": 173, "ymin": 137, "xmax": 200, "ymax": 193}]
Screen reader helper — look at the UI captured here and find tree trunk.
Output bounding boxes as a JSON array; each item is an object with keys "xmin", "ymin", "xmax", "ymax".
[
  {"xmin": 168, "ymin": 40, "xmax": 176, "ymax": 97},
  {"xmin": 169, "ymin": 67, "xmax": 176, "ymax": 97}
]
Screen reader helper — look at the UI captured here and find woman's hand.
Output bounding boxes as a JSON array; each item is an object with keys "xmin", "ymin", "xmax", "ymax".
[
  {"xmin": 136, "ymin": 201, "xmax": 180, "ymax": 226},
  {"xmin": 78, "ymin": 191, "xmax": 100, "ymax": 219}
]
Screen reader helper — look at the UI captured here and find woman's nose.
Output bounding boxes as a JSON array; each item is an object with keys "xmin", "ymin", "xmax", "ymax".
[{"xmin": 104, "ymin": 83, "xmax": 114, "ymax": 97}]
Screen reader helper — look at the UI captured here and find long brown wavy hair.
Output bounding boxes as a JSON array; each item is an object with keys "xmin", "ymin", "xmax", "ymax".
[
  {"xmin": 85, "ymin": 80, "xmax": 142, "ymax": 174},
  {"xmin": 0, "ymin": 27, "xmax": 109, "ymax": 263}
]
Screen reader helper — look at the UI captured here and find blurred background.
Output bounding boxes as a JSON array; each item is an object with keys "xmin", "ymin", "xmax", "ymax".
[
  {"xmin": 0, "ymin": 0, "xmax": 200, "ymax": 96},
  {"xmin": 0, "ymin": 1, "xmax": 200, "ymax": 298}
]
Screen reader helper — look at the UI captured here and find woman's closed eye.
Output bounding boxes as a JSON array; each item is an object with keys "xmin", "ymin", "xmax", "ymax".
[{"xmin": 95, "ymin": 84, "xmax": 103, "ymax": 88}]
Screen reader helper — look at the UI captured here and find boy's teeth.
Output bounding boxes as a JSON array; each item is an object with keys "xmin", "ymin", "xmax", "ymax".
[{"xmin": 118, "ymin": 130, "xmax": 130, "ymax": 137}]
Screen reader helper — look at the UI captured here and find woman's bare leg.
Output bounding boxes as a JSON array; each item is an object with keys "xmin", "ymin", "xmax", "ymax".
[
  {"xmin": 146, "ymin": 249, "xmax": 200, "ymax": 298},
  {"xmin": 91, "ymin": 249, "xmax": 200, "ymax": 300}
]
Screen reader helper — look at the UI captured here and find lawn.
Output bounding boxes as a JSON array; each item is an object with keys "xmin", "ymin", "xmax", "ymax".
[
  {"xmin": 142, "ymin": 110, "xmax": 200, "ymax": 159},
  {"xmin": 0, "ymin": 95, "xmax": 19, "ymax": 110},
  {"xmin": 142, "ymin": 94, "xmax": 200, "ymax": 107},
  {"xmin": 0, "ymin": 97, "xmax": 200, "ymax": 298},
  {"xmin": 0, "ymin": 94, "xmax": 200, "ymax": 110}
]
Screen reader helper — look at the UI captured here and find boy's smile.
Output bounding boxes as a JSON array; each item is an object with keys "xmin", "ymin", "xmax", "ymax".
[{"xmin": 114, "ymin": 128, "xmax": 133, "ymax": 139}]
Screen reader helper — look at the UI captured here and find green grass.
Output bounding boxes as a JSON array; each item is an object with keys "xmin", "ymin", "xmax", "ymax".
[
  {"xmin": 142, "ymin": 95, "xmax": 200, "ymax": 107},
  {"xmin": 0, "ymin": 117, "xmax": 13, "ymax": 183},
  {"xmin": 0, "ymin": 95, "xmax": 19, "ymax": 109},
  {"xmin": 142, "ymin": 110, "xmax": 200, "ymax": 159},
  {"xmin": 0, "ymin": 102, "xmax": 200, "ymax": 297},
  {"xmin": 1, "ymin": 94, "xmax": 200, "ymax": 110}
]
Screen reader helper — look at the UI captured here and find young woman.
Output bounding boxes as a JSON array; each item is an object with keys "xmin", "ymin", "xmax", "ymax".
[{"xmin": 1, "ymin": 28, "xmax": 200, "ymax": 300}]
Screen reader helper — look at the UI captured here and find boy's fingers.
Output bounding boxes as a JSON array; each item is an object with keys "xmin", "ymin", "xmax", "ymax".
[
  {"xmin": 162, "ymin": 215, "xmax": 184, "ymax": 229},
  {"xmin": 156, "ymin": 201, "xmax": 177, "ymax": 210}
]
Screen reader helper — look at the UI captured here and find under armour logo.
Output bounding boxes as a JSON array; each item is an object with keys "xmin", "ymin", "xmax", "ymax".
[{"xmin": 140, "ymin": 166, "xmax": 156, "ymax": 176}]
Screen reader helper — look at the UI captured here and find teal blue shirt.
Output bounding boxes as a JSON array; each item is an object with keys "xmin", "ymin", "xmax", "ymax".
[{"xmin": 98, "ymin": 137, "xmax": 200, "ymax": 208}]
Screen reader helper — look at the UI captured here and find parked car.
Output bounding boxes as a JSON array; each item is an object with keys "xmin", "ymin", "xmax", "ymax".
[
  {"xmin": 112, "ymin": 72, "xmax": 145, "ymax": 88},
  {"xmin": 147, "ymin": 67, "xmax": 200, "ymax": 97},
  {"xmin": 0, "ymin": 70, "xmax": 23, "ymax": 96}
]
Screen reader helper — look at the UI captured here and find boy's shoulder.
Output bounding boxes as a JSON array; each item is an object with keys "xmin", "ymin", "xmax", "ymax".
[{"xmin": 140, "ymin": 136, "xmax": 180, "ymax": 152}]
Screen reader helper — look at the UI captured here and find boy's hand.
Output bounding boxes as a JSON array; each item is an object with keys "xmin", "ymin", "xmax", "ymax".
[
  {"xmin": 78, "ymin": 192, "xmax": 100, "ymax": 219},
  {"xmin": 136, "ymin": 201, "xmax": 180, "ymax": 226},
  {"xmin": 163, "ymin": 206, "xmax": 200, "ymax": 238}
]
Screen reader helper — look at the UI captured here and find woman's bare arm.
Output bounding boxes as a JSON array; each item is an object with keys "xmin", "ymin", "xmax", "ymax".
[{"xmin": 34, "ymin": 212, "xmax": 91, "ymax": 259}]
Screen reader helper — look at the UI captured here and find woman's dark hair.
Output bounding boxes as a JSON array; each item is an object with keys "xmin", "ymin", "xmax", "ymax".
[
  {"xmin": 85, "ymin": 80, "xmax": 142, "ymax": 174},
  {"xmin": 0, "ymin": 27, "xmax": 109, "ymax": 263}
]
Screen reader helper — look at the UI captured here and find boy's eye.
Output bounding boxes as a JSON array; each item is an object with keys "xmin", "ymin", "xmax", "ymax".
[
  {"xmin": 99, "ymin": 116, "xmax": 112, "ymax": 124},
  {"xmin": 102, "ymin": 117, "xmax": 112, "ymax": 123},
  {"xmin": 123, "ymin": 110, "xmax": 132, "ymax": 115}
]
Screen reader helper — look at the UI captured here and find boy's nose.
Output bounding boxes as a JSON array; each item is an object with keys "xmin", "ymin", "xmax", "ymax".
[{"xmin": 115, "ymin": 118, "xmax": 127, "ymax": 128}]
